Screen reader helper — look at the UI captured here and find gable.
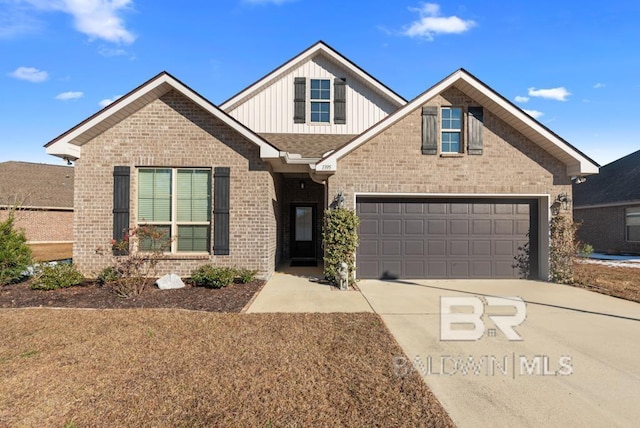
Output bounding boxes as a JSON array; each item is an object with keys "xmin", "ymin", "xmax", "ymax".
[
  {"xmin": 316, "ymin": 69, "xmax": 599, "ymax": 177},
  {"xmin": 220, "ymin": 41, "xmax": 406, "ymax": 138}
]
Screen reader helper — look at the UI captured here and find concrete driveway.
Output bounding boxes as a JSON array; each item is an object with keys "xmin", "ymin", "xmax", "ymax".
[{"xmin": 358, "ymin": 279, "xmax": 640, "ymax": 428}]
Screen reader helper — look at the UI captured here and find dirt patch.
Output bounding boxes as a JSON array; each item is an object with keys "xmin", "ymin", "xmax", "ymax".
[
  {"xmin": 573, "ymin": 261, "xmax": 640, "ymax": 303},
  {"xmin": 0, "ymin": 280, "xmax": 265, "ymax": 312},
  {"xmin": 28, "ymin": 242, "xmax": 72, "ymax": 262},
  {"xmin": 0, "ymin": 310, "xmax": 453, "ymax": 427}
]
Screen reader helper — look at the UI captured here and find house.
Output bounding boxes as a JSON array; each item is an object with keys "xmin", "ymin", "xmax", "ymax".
[
  {"xmin": 44, "ymin": 41, "xmax": 598, "ymax": 280},
  {"xmin": 573, "ymin": 149, "xmax": 640, "ymax": 254},
  {"xmin": 0, "ymin": 161, "xmax": 74, "ymax": 245}
]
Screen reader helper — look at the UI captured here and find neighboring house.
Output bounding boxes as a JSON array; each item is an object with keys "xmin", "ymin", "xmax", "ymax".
[
  {"xmin": 573, "ymin": 149, "xmax": 640, "ymax": 254},
  {"xmin": 0, "ymin": 161, "xmax": 74, "ymax": 243},
  {"xmin": 45, "ymin": 41, "xmax": 598, "ymax": 280}
]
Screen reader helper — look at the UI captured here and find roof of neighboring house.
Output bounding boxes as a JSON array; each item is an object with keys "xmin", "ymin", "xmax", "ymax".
[
  {"xmin": 258, "ymin": 133, "xmax": 356, "ymax": 158},
  {"xmin": 0, "ymin": 161, "xmax": 74, "ymax": 209},
  {"xmin": 315, "ymin": 68, "xmax": 600, "ymax": 177},
  {"xmin": 573, "ymin": 149, "xmax": 640, "ymax": 207}
]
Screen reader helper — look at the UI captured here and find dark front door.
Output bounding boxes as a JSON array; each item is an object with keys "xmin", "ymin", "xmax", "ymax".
[{"xmin": 291, "ymin": 204, "xmax": 316, "ymax": 259}]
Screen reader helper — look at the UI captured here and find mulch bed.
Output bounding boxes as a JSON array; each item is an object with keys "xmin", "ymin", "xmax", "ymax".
[{"xmin": 0, "ymin": 279, "xmax": 265, "ymax": 312}]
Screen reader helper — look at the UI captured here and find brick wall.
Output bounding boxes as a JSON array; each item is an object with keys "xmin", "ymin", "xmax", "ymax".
[
  {"xmin": 74, "ymin": 90, "xmax": 277, "ymax": 279},
  {"xmin": 0, "ymin": 209, "xmax": 73, "ymax": 242},
  {"xmin": 328, "ymin": 87, "xmax": 571, "ymax": 207},
  {"xmin": 574, "ymin": 205, "xmax": 640, "ymax": 254}
]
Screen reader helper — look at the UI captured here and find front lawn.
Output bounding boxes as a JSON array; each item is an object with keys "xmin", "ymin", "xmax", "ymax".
[
  {"xmin": 573, "ymin": 261, "xmax": 640, "ymax": 303},
  {"xmin": 0, "ymin": 310, "xmax": 453, "ymax": 427}
]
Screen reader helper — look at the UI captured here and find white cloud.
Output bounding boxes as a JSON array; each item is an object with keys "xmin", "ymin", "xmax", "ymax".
[
  {"xmin": 527, "ymin": 87, "xmax": 571, "ymax": 101},
  {"xmin": 98, "ymin": 94, "xmax": 122, "ymax": 107},
  {"xmin": 55, "ymin": 91, "xmax": 84, "ymax": 100},
  {"xmin": 523, "ymin": 109, "xmax": 543, "ymax": 119},
  {"xmin": 593, "ymin": 82, "xmax": 605, "ymax": 89},
  {"xmin": 514, "ymin": 95, "xmax": 529, "ymax": 103},
  {"xmin": 23, "ymin": 0, "xmax": 136, "ymax": 44},
  {"xmin": 98, "ymin": 46, "xmax": 127, "ymax": 57},
  {"xmin": 402, "ymin": 3, "xmax": 476, "ymax": 40},
  {"xmin": 8, "ymin": 66, "xmax": 49, "ymax": 82}
]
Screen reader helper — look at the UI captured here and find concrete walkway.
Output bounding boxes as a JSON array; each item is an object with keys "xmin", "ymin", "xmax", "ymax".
[{"xmin": 246, "ymin": 265, "xmax": 372, "ymax": 313}]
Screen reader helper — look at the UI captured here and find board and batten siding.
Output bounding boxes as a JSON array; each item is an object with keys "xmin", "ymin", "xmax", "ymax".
[{"xmin": 226, "ymin": 55, "xmax": 399, "ymax": 134}]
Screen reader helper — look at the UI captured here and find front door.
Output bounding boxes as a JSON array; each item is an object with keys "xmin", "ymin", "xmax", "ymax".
[{"xmin": 291, "ymin": 204, "xmax": 316, "ymax": 259}]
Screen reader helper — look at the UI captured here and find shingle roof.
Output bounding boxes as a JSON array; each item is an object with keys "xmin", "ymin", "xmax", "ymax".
[
  {"xmin": 573, "ymin": 149, "xmax": 640, "ymax": 207},
  {"xmin": 258, "ymin": 133, "xmax": 357, "ymax": 158},
  {"xmin": 0, "ymin": 161, "xmax": 74, "ymax": 209}
]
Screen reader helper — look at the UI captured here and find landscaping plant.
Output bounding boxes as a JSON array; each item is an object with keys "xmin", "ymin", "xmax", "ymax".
[
  {"xmin": 322, "ymin": 207, "xmax": 359, "ymax": 286},
  {"xmin": 191, "ymin": 265, "xmax": 236, "ymax": 289},
  {"xmin": 550, "ymin": 213, "xmax": 580, "ymax": 284},
  {"xmin": 30, "ymin": 263, "xmax": 84, "ymax": 290},
  {"xmin": 0, "ymin": 211, "xmax": 33, "ymax": 286}
]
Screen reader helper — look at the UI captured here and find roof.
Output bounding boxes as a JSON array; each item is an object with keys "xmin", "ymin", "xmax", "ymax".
[
  {"xmin": 45, "ymin": 72, "xmax": 280, "ymax": 160},
  {"xmin": 315, "ymin": 68, "xmax": 600, "ymax": 177},
  {"xmin": 573, "ymin": 149, "xmax": 640, "ymax": 207},
  {"xmin": 0, "ymin": 161, "xmax": 73, "ymax": 209},
  {"xmin": 220, "ymin": 40, "xmax": 407, "ymax": 112},
  {"xmin": 258, "ymin": 133, "xmax": 356, "ymax": 158}
]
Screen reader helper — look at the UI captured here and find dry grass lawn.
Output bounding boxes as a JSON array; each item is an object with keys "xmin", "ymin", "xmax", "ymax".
[
  {"xmin": 0, "ymin": 309, "xmax": 452, "ymax": 427},
  {"xmin": 29, "ymin": 243, "xmax": 72, "ymax": 262},
  {"xmin": 573, "ymin": 261, "xmax": 640, "ymax": 303}
]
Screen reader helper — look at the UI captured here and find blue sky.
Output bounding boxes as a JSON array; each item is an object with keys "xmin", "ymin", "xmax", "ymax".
[{"xmin": 1, "ymin": 0, "xmax": 639, "ymax": 167}]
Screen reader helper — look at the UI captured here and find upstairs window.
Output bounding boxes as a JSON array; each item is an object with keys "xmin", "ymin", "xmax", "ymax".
[
  {"xmin": 441, "ymin": 107, "xmax": 462, "ymax": 153},
  {"xmin": 626, "ymin": 207, "xmax": 640, "ymax": 242},
  {"xmin": 310, "ymin": 79, "xmax": 330, "ymax": 123}
]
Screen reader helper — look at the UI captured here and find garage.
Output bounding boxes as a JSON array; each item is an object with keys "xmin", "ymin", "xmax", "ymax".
[{"xmin": 356, "ymin": 198, "xmax": 538, "ymax": 279}]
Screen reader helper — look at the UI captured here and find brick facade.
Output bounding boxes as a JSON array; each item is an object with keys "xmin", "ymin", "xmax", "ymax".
[
  {"xmin": 74, "ymin": 90, "xmax": 278, "ymax": 279},
  {"xmin": 328, "ymin": 88, "xmax": 571, "ymax": 208},
  {"xmin": 574, "ymin": 205, "xmax": 640, "ymax": 254},
  {"xmin": 0, "ymin": 209, "xmax": 73, "ymax": 243}
]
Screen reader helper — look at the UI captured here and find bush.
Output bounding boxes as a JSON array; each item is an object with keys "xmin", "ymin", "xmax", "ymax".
[
  {"xmin": 322, "ymin": 207, "xmax": 359, "ymax": 286},
  {"xmin": 235, "ymin": 268, "xmax": 257, "ymax": 284},
  {"xmin": 578, "ymin": 243, "xmax": 594, "ymax": 258},
  {"xmin": 191, "ymin": 265, "xmax": 236, "ymax": 289},
  {"xmin": 0, "ymin": 211, "xmax": 33, "ymax": 285},
  {"xmin": 31, "ymin": 263, "xmax": 84, "ymax": 290},
  {"xmin": 550, "ymin": 213, "xmax": 580, "ymax": 284},
  {"xmin": 96, "ymin": 266, "xmax": 122, "ymax": 286}
]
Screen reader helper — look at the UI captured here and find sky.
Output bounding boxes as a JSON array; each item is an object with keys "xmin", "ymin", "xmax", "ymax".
[{"xmin": 1, "ymin": 0, "xmax": 639, "ymax": 168}]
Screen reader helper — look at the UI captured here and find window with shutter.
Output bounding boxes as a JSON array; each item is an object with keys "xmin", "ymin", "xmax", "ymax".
[{"xmin": 310, "ymin": 79, "xmax": 330, "ymax": 123}]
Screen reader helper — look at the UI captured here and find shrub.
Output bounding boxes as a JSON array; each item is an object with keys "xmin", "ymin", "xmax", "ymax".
[
  {"xmin": 0, "ymin": 211, "xmax": 33, "ymax": 285},
  {"xmin": 96, "ymin": 266, "xmax": 122, "ymax": 286},
  {"xmin": 513, "ymin": 237, "xmax": 530, "ymax": 279},
  {"xmin": 191, "ymin": 265, "xmax": 236, "ymax": 289},
  {"xmin": 235, "ymin": 268, "xmax": 257, "ymax": 284},
  {"xmin": 322, "ymin": 207, "xmax": 360, "ymax": 286},
  {"xmin": 578, "ymin": 243, "xmax": 594, "ymax": 258},
  {"xmin": 550, "ymin": 213, "xmax": 580, "ymax": 284},
  {"xmin": 31, "ymin": 263, "xmax": 84, "ymax": 290}
]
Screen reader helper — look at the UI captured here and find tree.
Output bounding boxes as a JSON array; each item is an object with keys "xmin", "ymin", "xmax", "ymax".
[{"xmin": 0, "ymin": 210, "xmax": 33, "ymax": 285}]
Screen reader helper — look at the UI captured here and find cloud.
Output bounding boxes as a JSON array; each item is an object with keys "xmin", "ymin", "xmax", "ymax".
[
  {"xmin": 593, "ymin": 82, "xmax": 605, "ymax": 89},
  {"xmin": 402, "ymin": 3, "xmax": 476, "ymax": 40},
  {"xmin": 98, "ymin": 94, "xmax": 122, "ymax": 107},
  {"xmin": 527, "ymin": 87, "xmax": 571, "ymax": 101},
  {"xmin": 55, "ymin": 91, "xmax": 84, "ymax": 100},
  {"xmin": 23, "ymin": 0, "xmax": 136, "ymax": 44},
  {"xmin": 514, "ymin": 95, "xmax": 529, "ymax": 103},
  {"xmin": 98, "ymin": 46, "xmax": 127, "ymax": 57},
  {"xmin": 8, "ymin": 66, "xmax": 49, "ymax": 82},
  {"xmin": 523, "ymin": 109, "xmax": 543, "ymax": 119},
  {"xmin": 0, "ymin": 5, "xmax": 43, "ymax": 38}
]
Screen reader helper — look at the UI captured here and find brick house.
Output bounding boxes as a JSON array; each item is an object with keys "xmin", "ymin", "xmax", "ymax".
[
  {"xmin": 0, "ymin": 161, "xmax": 73, "ymax": 244},
  {"xmin": 573, "ymin": 149, "xmax": 640, "ymax": 254},
  {"xmin": 44, "ymin": 41, "xmax": 598, "ymax": 280}
]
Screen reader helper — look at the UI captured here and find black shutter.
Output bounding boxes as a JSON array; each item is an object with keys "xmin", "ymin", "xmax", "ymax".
[
  {"xmin": 213, "ymin": 167, "xmax": 230, "ymax": 255},
  {"xmin": 467, "ymin": 107, "xmax": 484, "ymax": 155},
  {"xmin": 113, "ymin": 166, "xmax": 130, "ymax": 255},
  {"xmin": 294, "ymin": 77, "xmax": 306, "ymax": 124},
  {"xmin": 334, "ymin": 77, "xmax": 346, "ymax": 124},
  {"xmin": 421, "ymin": 106, "xmax": 438, "ymax": 155}
]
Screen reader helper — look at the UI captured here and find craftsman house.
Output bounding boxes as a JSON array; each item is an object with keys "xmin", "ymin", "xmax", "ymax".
[{"xmin": 45, "ymin": 41, "xmax": 598, "ymax": 280}]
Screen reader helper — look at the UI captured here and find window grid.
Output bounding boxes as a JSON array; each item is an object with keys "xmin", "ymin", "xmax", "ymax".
[
  {"xmin": 310, "ymin": 79, "xmax": 330, "ymax": 123},
  {"xmin": 138, "ymin": 168, "xmax": 211, "ymax": 254},
  {"xmin": 441, "ymin": 107, "xmax": 462, "ymax": 153}
]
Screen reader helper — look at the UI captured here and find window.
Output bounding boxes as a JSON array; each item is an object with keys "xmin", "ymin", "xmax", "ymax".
[
  {"xmin": 138, "ymin": 168, "xmax": 211, "ymax": 253},
  {"xmin": 310, "ymin": 79, "xmax": 330, "ymax": 123},
  {"xmin": 626, "ymin": 207, "xmax": 640, "ymax": 242},
  {"xmin": 441, "ymin": 107, "xmax": 462, "ymax": 153}
]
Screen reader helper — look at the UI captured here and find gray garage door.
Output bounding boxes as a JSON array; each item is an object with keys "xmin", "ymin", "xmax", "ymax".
[{"xmin": 356, "ymin": 198, "xmax": 538, "ymax": 279}]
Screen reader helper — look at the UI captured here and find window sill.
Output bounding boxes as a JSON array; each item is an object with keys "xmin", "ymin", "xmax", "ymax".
[
  {"xmin": 156, "ymin": 253, "xmax": 211, "ymax": 260},
  {"xmin": 439, "ymin": 153, "xmax": 465, "ymax": 158}
]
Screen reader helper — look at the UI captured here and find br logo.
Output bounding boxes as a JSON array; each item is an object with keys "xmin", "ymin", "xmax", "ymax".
[{"xmin": 440, "ymin": 296, "xmax": 526, "ymax": 341}]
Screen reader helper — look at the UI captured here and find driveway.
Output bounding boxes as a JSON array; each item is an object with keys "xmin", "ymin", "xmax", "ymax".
[{"xmin": 358, "ymin": 279, "xmax": 640, "ymax": 428}]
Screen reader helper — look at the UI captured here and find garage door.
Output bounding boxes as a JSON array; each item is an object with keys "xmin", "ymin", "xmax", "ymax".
[{"xmin": 356, "ymin": 198, "xmax": 538, "ymax": 279}]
